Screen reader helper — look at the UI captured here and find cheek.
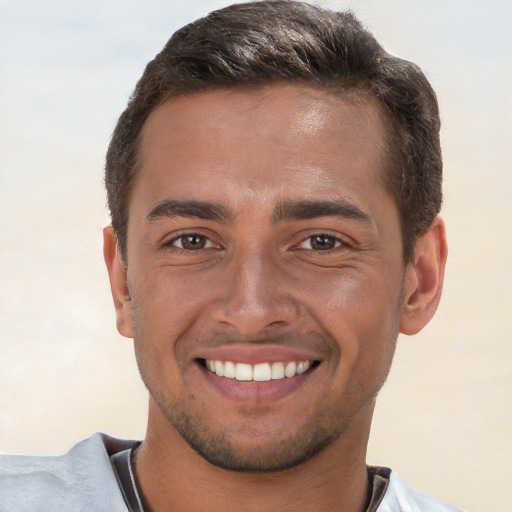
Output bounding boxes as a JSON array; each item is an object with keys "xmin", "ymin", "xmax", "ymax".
[
  {"xmin": 298, "ymin": 267, "xmax": 402, "ymax": 371},
  {"xmin": 132, "ymin": 265, "xmax": 211, "ymax": 326},
  {"xmin": 129, "ymin": 264, "xmax": 234, "ymax": 391},
  {"xmin": 300, "ymin": 266, "xmax": 401, "ymax": 329}
]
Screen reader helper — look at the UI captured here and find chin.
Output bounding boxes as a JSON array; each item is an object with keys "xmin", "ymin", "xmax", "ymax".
[
  {"xmin": 183, "ymin": 430, "xmax": 338, "ymax": 473},
  {"xmin": 159, "ymin": 396, "xmax": 343, "ymax": 473}
]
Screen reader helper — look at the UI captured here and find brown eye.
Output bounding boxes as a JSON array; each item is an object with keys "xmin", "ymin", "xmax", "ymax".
[
  {"xmin": 172, "ymin": 234, "xmax": 214, "ymax": 250},
  {"xmin": 299, "ymin": 234, "xmax": 341, "ymax": 251}
]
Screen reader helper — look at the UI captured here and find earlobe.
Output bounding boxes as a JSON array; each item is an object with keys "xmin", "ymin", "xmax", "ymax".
[
  {"xmin": 400, "ymin": 217, "xmax": 448, "ymax": 335},
  {"xmin": 103, "ymin": 226, "xmax": 134, "ymax": 339}
]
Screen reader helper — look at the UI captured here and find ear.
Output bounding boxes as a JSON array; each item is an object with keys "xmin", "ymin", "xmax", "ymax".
[
  {"xmin": 103, "ymin": 226, "xmax": 134, "ymax": 338},
  {"xmin": 400, "ymin": 217, "xmax": 448, "ymax": 335}
]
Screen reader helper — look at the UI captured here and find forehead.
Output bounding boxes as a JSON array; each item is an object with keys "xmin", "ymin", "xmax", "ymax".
[{"xmin": 134, "ymin": 84, "xmax": 391, "ymax": 213}]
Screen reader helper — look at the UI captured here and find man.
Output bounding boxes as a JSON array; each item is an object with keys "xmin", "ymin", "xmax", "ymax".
[{"xmin": 0, "ymin": 1, "xmax": 459, "ymax": 511}]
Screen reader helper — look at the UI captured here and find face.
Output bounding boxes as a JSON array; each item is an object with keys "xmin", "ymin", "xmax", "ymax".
[{"xmin": 114, "ymin": 85, "xmax": 410, "ymax": 472}]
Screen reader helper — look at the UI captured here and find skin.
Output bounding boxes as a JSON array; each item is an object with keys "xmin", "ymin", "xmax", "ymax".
[{"xmin": 104, "ymin": 84, "xmax": 447, "ymax": 512}]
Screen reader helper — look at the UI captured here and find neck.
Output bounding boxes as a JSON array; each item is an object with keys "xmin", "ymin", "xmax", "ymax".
[{"xmin": 134, "ymin": 400, "xmax": 375, "ymax": 512}]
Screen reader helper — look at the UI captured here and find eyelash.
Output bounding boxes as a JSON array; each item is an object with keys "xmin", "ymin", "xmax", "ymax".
[
  {"xmin": 167, "ymin": 233, "xmax": 219, "ymax": 251},
  {"xmin": 296, "ymin": 233, "xmax": 350, "ymax": 253},
  {"xmin": 166, "ymin": 232, "xmax": 350, "ymax": 254}
]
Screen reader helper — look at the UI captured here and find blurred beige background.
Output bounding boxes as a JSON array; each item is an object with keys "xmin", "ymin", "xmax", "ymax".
[{"xmin": 0, "ymin": 1, "xmax": 510, "ymax": 510}]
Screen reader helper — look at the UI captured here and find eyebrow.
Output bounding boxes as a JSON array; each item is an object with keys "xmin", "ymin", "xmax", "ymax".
[
  {"xmin": 272, "ymin": 200, "xmax": 371, "ymax": 223},
  {"xmin": 146, "ymin": 198, "xmax": 371, "ymax": 224},
  {"xmin": 147, "ymin": 200, "xmax": 232, "ymax": 222}
]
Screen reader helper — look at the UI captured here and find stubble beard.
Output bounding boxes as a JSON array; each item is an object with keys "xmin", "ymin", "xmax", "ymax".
[
  {"xmin": 135, "ymin": 340, "xmax": 397, "ymax": 474},
  {"xmin": 152, "ymin": 391, "xmax": 343, "ymax": 473},
  {"xmin": 140, "ymin": 349, "xmax": 394, "ymax": 474}
]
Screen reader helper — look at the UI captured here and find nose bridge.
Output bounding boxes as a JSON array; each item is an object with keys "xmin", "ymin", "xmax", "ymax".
[{"xmin": 212, "ymin": 240, "xmax": 295, "ymax": 334}]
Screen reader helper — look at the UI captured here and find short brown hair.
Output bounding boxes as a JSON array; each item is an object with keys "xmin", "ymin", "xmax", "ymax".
[{"xmin": 105, "ymin": 0, "xmax": 442, "ymax": 263}]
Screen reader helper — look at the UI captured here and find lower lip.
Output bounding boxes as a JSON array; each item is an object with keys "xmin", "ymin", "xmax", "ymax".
[{"xmin": 198, "ymin": 363, "xmax": 317, "ymax": 404}]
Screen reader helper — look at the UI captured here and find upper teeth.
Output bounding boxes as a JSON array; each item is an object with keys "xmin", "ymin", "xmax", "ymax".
[{"xmin": 205, "ymin": 360, "xmax": 312, "ymax": 382}]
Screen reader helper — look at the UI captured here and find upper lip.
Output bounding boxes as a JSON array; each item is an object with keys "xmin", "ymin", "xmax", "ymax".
[{"xmin": 193, "ymin": 344, "xmax": 325, "ymax": 365}]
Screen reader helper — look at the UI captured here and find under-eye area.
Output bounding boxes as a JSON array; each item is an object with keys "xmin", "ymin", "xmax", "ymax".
[{"xmin": 197, "ymin": 359, "xmax": 321, "ymax": 382}]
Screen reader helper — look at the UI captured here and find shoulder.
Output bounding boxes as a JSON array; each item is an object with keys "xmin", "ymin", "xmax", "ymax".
[
  {"xmin": 0, "ymin": 433, "xmax": 137, "ymax": 512},
  {"xmin": 378, "ymin": 468, "xmax": 465, "ymax": 512}
]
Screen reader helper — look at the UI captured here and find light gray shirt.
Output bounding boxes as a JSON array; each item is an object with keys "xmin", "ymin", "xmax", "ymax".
[{"xmin": 0, "ymin": 433, "xmax": 463, "ymax": 512}]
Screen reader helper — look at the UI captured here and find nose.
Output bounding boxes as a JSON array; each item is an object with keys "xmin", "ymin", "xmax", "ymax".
[{"xmin": 210, "ymin": 246, "xmax": 297, "ymax": 336}]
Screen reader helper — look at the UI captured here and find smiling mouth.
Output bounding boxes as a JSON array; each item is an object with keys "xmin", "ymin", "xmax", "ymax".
[{"xmin": 198, "ymin": 359, "xmax": 320, "ymax": 382}]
